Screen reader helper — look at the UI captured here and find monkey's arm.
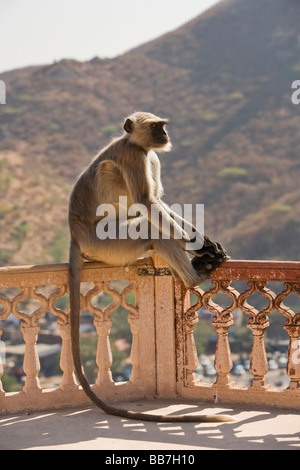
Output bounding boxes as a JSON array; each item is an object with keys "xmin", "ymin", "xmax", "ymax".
[
  {"xmin": 159, "ymin": 200, "xmax": 205, "ymax": 250},
  {"xmin": 148, "ymin": 151, "xmax": 199, "ymax": 246},
  {"xmin": 121, "ymin": 157, "xmax": 191, "ymax": 243},
  {"xmin": 149, "ymin": 150, "xmax": 164, "ymax": 199}
]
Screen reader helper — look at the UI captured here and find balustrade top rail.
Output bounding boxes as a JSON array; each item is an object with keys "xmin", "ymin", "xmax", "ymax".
[
  {"xmin": 211, "ymin": 260, "xmax": 300, "ymax": 281},
  {"xmin": 0, "ymin": 258, "xmax": 299, "ymax": 286},
  {"xmin": 0, "ymin": 258, "xmax": 153, "ymax": 287}
]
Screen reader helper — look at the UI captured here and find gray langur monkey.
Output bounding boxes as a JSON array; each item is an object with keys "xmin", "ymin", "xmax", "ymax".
[{"xmin": 68, "ymin": 111, "xmax": 232, "ymax": 422}]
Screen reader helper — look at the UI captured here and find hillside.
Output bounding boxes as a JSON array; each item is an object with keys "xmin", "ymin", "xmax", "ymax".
[{"xmin": 0, "ymin": 0, "xmax": 300, "ymax": 266}]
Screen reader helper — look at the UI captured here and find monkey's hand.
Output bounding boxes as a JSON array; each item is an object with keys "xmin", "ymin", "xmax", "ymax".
[{"xmin": 190, "ymin": 236, "xmax": 230, "ymax": 275}]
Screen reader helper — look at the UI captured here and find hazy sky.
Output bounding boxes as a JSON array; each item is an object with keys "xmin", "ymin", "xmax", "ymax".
[{"xmin": 0, "ymin": 0, "xmax": 220, "ymax": 73}]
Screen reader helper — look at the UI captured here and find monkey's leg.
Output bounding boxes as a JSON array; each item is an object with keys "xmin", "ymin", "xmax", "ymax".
[
  {"xmin": 80, "ymin": 235, "xmax": 151, "ymax": 266},
  {"xmin": 81, "ymin": 231, "xmax": 211, "ymax": 288},
  {"xmin": 151, "ymin": 238, "xmax": 207, "ymax": 288},
  {"xmin": 169, "ymin": 267, "xmax": 181, "ymax": 281}
]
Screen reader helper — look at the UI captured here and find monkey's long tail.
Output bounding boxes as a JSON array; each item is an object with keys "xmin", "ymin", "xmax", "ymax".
[{"xmin": 69, "ymin": 239, "xmax": 235, "ymax": 423}]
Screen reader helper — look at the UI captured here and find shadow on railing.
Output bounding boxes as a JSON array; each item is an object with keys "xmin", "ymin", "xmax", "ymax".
[{"xmin": 0, "ymin": 257, "xmax": 299, "ymax": 413}]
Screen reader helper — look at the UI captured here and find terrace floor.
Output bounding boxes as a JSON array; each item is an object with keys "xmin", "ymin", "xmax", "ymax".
[{"xmin": 0, "ymin": 399, "xmax": 299, "ymax": 450}]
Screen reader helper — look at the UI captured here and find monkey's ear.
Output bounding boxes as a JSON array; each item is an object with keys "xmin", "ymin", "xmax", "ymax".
[{"xmin": 124, "ymin": 118, "xmax": 134, "ymax": 134}]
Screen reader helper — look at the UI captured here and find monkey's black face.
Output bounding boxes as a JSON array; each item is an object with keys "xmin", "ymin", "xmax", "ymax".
[{"xmin": 151, "ymin": 121, "xmax": 169, "ymax": 146}]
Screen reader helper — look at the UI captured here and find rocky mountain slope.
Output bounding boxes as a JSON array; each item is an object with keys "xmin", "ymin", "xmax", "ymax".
[{"xmin": 0, "ymin": 0, "xmax": 299, "ymax": 266}]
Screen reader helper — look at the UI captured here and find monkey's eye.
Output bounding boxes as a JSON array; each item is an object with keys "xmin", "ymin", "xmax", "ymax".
[{"xmin": 151, "ymin": 123, "xmax": 157, "ymax": 128}]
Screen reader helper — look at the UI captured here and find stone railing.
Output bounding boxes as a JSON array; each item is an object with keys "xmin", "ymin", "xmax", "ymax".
[
  {"xmin": 176, "ymin": 260, "xmax": 300, "ymax": 408},
  {"xmin": 0, "ymin": 256, "xmax": 299, "ymax": 413},
  {"xmin": 0, "ymin": 257, "xmax": 158, "ymax": 413}
]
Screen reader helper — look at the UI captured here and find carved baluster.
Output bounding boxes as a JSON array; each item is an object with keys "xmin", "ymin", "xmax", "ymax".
[
  {"xmin": 239, "ymin": 281, "xmax": 274, "ymax": 390},
  {"xmin": 0, "ymin": 295, "xmax": 11, "ymax": 396},
  {"xmin": 0, "ymin": 326, "xmax": 4, "ymax": 395},
  {"xmin": 11, "ymin": 287, "xmax": 47, "ymax": 394},
  {"xmin": 283, "ymin": 325, "xmax": 300, "ymax": 390},
  {"xmin": 48, "ymin": 285, "xmax": 78, "ymax": 391},
  {"xmin": 275, "ymin": 282, "xmax": 300, "ymax": 390},
  {"xmin": 127, "ymin": 314, "xmax": 141, "ymax": 384},
  {"xmin": 213, "ymin": 323, "xmax": 234, "ymax": 387},
  {"xmin": 94, "ymin": 318, "xmax": 114, "ymax": 385},
  {"xmin": 86, "ymin": 283, "xmax": 119, "ymax": 386},
  {"xmin": 184, "ymin": 287, "xmax": 203, "ymax": 386},
  {"xmin": 248, "ymin": 324, "xmax": 269, "ymax": 389},
  {"xmin": 203, "ymin": 280, "xmax": 237, "ymax": 388},
  {"xmin": 57, "ymin": 321, "xmax": 78, "ymax": 391},
  {"xmin": 184, "ymin": 316, "xmax": 200, "ymax": 386},
  {"xmin": 21, "ymin": 323, "xmax": 42, "ymax": 394}
]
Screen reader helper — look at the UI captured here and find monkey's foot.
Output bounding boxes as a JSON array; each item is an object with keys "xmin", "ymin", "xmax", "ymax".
[{"xmin": 191, "ymin": 236, "xmax": 230, "ymax": 275}]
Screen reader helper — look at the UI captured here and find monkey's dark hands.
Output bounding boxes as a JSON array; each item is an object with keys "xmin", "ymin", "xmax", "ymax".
[{"xmin": 190, "ymin": 236, "xmax": 230, "ymax": 275}]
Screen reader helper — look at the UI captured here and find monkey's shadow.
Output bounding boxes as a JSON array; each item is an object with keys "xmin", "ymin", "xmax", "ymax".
[{"xmin": 1, "ymin": 400, "xmax": 299, "ymax": 450}]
